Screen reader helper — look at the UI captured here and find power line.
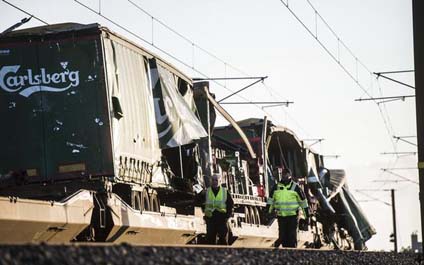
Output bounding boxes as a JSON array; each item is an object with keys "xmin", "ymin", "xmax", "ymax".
[
  {"xmin": 2, "ymin": 0, "xmax": 344, "ymax": 159},
  {"xmin": 127, "ymin": 0, "xmax": 245, "ymax": 75},
  {"xmin": 355, "ymin": 190, "xmax": 391, "ymax": 206},
  {"xmin": 277, "ymin": 0, "xmax": 409, "ymax": 174},
  {"xmin": 123, "ymin": 0, "xmax": 311, "ymax": 136},
  {"xmin": 109, "ymin": 0, "xmax": 316, "ymax": 137},
  {"xmin": 72, "ymin": 0, "xmax": 316, "ymax": 141},
  {"xmin": 69, "ymin": 0, "xmax": 290, "ymax": 120},
  {"xmin": 381, "ymin": 168, "xmax": 419, "ymax": 185},
  {"xmin": 376, "ymin": 79, "xmax": 399, "ymax": 155},
  {"xmin": 373, "ymin": 179, "xmax": 409, "ymax": 183},
  {"xmin": 1, "ymin": 0, "xmax": 272, "ymax": 125},
  {"xmin": 126, "ymin": 0, "xmax": 295, "ymax": 111},
  {"xmin": 278, "ymin": 0, "xmax": 373, "ymax": 99},
  {"xmin": 75, "ymin": 0, "xmax": 304, "ymax": 126}
]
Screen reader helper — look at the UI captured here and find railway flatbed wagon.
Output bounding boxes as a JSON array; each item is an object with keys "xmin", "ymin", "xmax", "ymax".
[
  {"xmin": 0, "ymin": 23, "xmax": 279, "ymax": 246},
  {"xmin": 0, "ymin": 22, "xmax": 209, "ymax": 244},
  {"xmin": 0, "ymin": 23, "xmax": 374, "ymax": 249}
]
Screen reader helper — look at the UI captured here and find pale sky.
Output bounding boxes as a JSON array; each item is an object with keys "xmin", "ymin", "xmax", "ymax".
[{"xmin": 1, "ymin": 0, "xmax": 417, "ymax": 251}]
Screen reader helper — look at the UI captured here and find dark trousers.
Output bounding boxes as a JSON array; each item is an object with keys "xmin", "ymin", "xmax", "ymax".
[
  {"xmin": 274, "ymin": 215, "xmax": 298, "ymax": 248},
  {"xmin": 205, "ymin": 214, "xmax": 229, "ymax": 245}
]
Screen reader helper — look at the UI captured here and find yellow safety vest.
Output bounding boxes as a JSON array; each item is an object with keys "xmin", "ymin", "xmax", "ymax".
[
  {"xmin": 205, "ymin": 186, "xmax": 227, "ymax": 217},
  {"xmin": 268, "ymin": 181, "xmax": 308, "ymax": 217}
]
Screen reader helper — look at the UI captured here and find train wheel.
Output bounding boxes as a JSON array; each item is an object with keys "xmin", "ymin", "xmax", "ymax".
[
  {"xmin": 249, "ymin": 206, "xmax": 256, "ymax": 224},
  {"xmin": 244, "ymin": 206, "xmax": 251, "ymax": 224},
  {"xmin": 253, "ymin": 207, "xmax": 261, "ymax": 225},
  {"xmin": 150, "ymin": 192, "xmax": 160, "ymax": 212},
  {"xmin": 329, "ymin": 224, "xmax": 342, "ymax": 250},
  {"xmin": 131, "ymin": 191, "xmax": 141, "ymax": 211},
  {"xmin": 141, "ymin": 189, "xmax": 151, "ymax": 212}
]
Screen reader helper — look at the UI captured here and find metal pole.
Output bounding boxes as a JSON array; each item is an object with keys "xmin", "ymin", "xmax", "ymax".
[
  {"xmin": 193, "ymin": 76, "xmax": 267, "ymax": 81},
  {"xmin": 220, "ymin": 101, "xmax": 293, "ymax": 105},
  {"xmin": 179, "ymin": 145, "xmax": 184, "ymax": 178},
  {"xmin": 391, "ymin": 189, "xmax": 398, "ymax": 253},
  {"xmin": 355, "ymin": 95, "xmax": 415, "ymax": 102},
  {"xmin": 374, "ymin": 73, "xmax": 415, "ymax": 89},
  {"xmin": 412, "ymin": 0, "xmax": 424, "ymax": 253},
  {"xmin": 218, "ymin": 77, "xmax": 267, "ymax": 103},
  {"xmin": 262, "ymin": 116, "xmax": 268, "ymax": 198},
  {"xmin": 374, "ymin": 70, "xmax": 415, "ymax": 74}
]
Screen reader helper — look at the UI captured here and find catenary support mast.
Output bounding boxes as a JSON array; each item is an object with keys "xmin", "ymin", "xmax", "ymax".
[{"xmin": 413, "ymin": 0, "xmax": 424, "ymax": 254}]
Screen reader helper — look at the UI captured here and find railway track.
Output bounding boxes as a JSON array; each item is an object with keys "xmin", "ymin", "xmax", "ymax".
[{"xmin": 0, "ymin": 243, "xmax": 421, "ymax": 265}]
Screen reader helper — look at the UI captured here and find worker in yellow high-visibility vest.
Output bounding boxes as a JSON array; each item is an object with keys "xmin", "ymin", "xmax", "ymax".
[
  {"xmin": 204, "ymin": 173, "xmax": 234, "ymax": 245},
  {"xmin": 268, "ymin": 168, "xmax": 309, "ymax": 248}
]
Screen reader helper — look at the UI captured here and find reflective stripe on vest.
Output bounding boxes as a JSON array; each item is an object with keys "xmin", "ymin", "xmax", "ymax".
[
  {"xmin": 272, "ymin": 181, "xmax": 307, "ymax": 217},
  {"xmin": 205, "ymin": 186, "xmax": 227, "ymax": 217}
]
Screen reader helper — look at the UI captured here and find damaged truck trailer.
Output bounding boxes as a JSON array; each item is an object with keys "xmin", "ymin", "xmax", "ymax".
[{"xmin": 0, "ymin": 23, "xmax": 375, "ymax": 249}]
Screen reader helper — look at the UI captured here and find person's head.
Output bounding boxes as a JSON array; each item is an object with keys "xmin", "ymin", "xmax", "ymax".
[
  {"xmin": 280, "ymin": 168, "xmax": 292, "ymax": 182},
  {"xmin": 211, "ymin": 173, "xmax": 222, "ymax": 188}
]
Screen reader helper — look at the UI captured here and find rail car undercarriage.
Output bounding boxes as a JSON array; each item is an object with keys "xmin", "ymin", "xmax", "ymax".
[{"xmin": 0, "ymin": 23, "xmax": 375, "ymax": 249}]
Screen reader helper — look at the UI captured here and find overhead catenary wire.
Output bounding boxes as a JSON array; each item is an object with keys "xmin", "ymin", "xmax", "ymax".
[
  {"xmin": 1, "ymin": 0, "xmax": 298, "ymax": 134},
  {"xmin": 127, "ymin": 0, "xmax": 289, "ymax": 103},
  {"xmin": 73, "ymin": 0, "xmax": 301, "ymax": 127},
  {"xmin": 376, "ymin": 79, "xmax": 399, "ymax": 155},
  {"xmin": 355, "ymin": 190, "xmax": 391, "ymax": 206},
  {"xmin": 69, "ymin": 0, "xmax": 294, "ymax": 122},
  {"xmin": 278, "ymin": 0, "xmax": 374, "ymax": 99},
  {"xmin": 381, "ymin": 169, "xmax": 419, "ymax": 185},
  {"xmin": 125, "ymin": 0, "xmax": 302, "ymax": 131},
  {"xmin": 5, "ymin": 0, "xmax": 409, "ymax": 176},
  {"xmin": 276, "ymin": 0, "xmax": 413, "ymax": 165}
]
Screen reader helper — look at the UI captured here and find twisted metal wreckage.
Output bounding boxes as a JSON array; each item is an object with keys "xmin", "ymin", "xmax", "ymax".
[{"xmin": 0, "ymin": 23, "xmax": 375, "ymax": 249}]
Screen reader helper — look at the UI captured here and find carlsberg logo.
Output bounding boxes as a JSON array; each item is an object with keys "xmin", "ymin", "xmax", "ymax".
[{"xmin": 0, "ymin": 62, "xmax": 80, "ymax": 97}]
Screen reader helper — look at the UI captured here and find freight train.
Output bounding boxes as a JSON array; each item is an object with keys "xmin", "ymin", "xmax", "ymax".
[{"xmin": 0, "ymin": 23, "xmax": 375, "ymax": 249}]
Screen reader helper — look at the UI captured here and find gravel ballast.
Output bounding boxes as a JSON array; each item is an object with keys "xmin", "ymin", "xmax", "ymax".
[{"xmin": 0, "ymin": 244, "xmax": 422, "ymax": 265}]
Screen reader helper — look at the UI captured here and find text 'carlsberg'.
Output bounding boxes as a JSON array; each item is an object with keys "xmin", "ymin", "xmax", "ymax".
[{"xmin": 0, "ymin": 63, "xmax": 80, "ymax": 97}]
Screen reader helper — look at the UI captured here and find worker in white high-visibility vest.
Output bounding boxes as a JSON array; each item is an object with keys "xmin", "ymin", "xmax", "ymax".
[
  {"xmin": 268, "ymin": 168, "xmax": 309, "ymax": 248},
  {"xmin": 204, "ymin": 173, "xmax": 234, "ymax": 245}
]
